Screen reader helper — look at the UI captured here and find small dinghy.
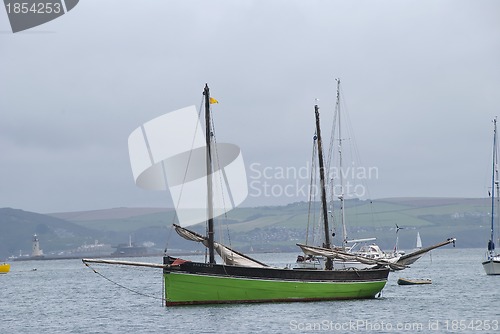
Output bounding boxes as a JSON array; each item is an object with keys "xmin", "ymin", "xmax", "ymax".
[{"xmin": 397, "ymin": 278, "xmax": 432, "ymax": 285}]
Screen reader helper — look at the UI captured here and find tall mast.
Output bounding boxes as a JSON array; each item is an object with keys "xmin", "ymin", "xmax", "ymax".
[
  {"xmin": 335, "ymin": 79, "xmax": 347, "ymax": 249},
  {"xmin": 489, "ymin": 117, "xmax": 498, "ymax": 259},
  {"xmin": 203, "ymin": 84, "xmax": 215, "ymax": 264},
  {"xmin": 315, "ymin": 104, "xmax": 333, "ymax": 270}
]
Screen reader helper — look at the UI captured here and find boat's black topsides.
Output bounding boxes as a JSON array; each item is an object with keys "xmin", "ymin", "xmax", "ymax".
[{"xmin": 163, "ymin": 256, "xmax": 389, "ymax": 282}]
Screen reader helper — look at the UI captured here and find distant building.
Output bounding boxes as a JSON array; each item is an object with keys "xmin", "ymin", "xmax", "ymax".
[
  {"xmin": 32, "ymin": 234, "xmax": 44, "ymax": 257},
  {"xmin": 112, "ymin": 235, "xmax": 147, "ymax": 257}
]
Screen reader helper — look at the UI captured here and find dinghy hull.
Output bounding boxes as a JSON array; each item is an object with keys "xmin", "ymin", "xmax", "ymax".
[{"xmin": 397, "ymin": 278, "xmax": 432, "ymax": 285}]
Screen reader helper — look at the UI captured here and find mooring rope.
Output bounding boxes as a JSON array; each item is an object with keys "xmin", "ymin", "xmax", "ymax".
[{"xmin": 83, "ymin": 262, "xmax": 165, "ymax": 302}]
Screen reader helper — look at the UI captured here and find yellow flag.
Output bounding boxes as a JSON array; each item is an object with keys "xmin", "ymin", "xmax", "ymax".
[{"xmin": 209, "ymin": 97, "xmax": 219, "ymax": 104}]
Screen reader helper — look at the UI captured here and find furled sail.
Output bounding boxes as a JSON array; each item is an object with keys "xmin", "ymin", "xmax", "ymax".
[
  {"xmin": 396, "ymin": 237, "xmax": 456, "ymax": 266},
  {"xmin": 296, "ymin": 243, "xmax": 406, "ymax": 270},
  {"xmin": 174, "ymin": 224, "xmax": 206, "ymax": 243},
  {"xmin": 174, "ymin": 224, "xmax": 268, "ymax": 268}
]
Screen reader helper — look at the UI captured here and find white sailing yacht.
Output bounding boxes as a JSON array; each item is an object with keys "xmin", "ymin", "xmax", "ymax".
[
  {"xmin": 416, "ymin": 232, "xmax": 422, "ymax": 249},
  {"xmin": 482, "ymin": 117, "xmax": 500, "ymax": 275},
  {"xmin": 297, "ymin": 79, "xmax": 455, "ymax": 271},
  {"xmin": 296, "ymin": 79, "xmax": 401, "ymax": 270},
  {"xmin": 327, "ymin": 79, "xmax": 400, "ymax": 269}
]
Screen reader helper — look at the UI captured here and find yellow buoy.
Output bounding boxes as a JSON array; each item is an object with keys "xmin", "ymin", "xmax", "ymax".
[{"xmin": 0, "ymin": 263, "xmax": 10, "ymax": 274}]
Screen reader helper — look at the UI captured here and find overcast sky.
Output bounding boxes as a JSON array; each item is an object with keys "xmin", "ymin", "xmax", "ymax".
[{"xmin": 1, "ymin": 0, "xmax": 499, "ymax": 213}]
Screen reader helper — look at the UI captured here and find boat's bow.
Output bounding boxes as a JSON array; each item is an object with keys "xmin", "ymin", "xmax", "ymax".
[{"xmin": 482, "ymin": 255, "xmax": 500, "ymax": 275}]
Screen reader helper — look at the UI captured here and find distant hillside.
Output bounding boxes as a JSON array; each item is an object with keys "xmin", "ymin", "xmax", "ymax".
[
  {"xmin": 49, "ymin": 207, "xmax": 172, "ymax": 221},
  {"xmin": 0, "ymin": 208, "xmax": 101, "ymax": 260},
  {"xmin": 1, "ymin": 197, "xmax": 493, "ymax": 260},
  {"xmin": 52, "ymin": 197, "xmax": 492, "ymax": 252},
  {"xmin": 49, "ymin": 207, "xmax": 175, "ymax": 233},
  {"xmin": 219, "ymin": 197, "xmax": 490, "ymax": 252},
  {"xmin": 0, "ymin": 207, "xmax": 197, "ymax": 260}
]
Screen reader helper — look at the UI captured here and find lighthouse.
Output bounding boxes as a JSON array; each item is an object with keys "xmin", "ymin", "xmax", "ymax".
[{"xmin": 32, "ymin": 234, "xmax": 44, "ymax": 257}]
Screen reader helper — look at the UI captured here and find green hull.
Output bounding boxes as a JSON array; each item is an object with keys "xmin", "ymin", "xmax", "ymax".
[{"xmin": 164, "ymin": 272, "xmax": 387, "ymax": 306}]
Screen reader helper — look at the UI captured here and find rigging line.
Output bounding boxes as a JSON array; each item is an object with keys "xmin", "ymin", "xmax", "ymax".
[
  {"xmin": 312, "ymin": 141, "xmax": 319, "ymax": 245},
  {"xmin": 339, "ymin": 89, "xmax": 361, "ymax": 163},
  {"xmin": 326, "ymin": 79, "xmax": 340, "ymax": 246},
  {"xmin": 209, "ymin": 107, "xmax": 234, "ymax": 250},
  {"xmin": 328, "ymin": 105, "xmax": 339, "ymax": 240},
  {"xmin": 170, "ymin": 98, "xmax": 205, "ymax": 226},
  {"xmin": 164, "ymin": 99, "xmax": 204, "ymax": 253},
  {"xmin": 209, "ymin": 108, "xmax": 226, "ymax": 238},
  {"xmin": 210, "ymin": 110, "xmax": 225, "ymax": 209},
  {"xmin": 338, "ymin": 85, "xmax": 379, "ymax": 230},
  {"xmin": 204, "ymin": 222, "xmax": 209, "ymax": 263},
  {"xmin": 326, "ymin": 78, "xmax": 340, "ymax": 176},
  {"xmin": 211, "ymin": 108, "xmax": 231, "ymax": 212},
  {"xmin": 163, "ymin": 212, "xmax": 183, "ymax": 253},
  {"xmin": 306, "ymin": 137, "xmax": 317, "ymax": 245},
  {"xmin": 339, "ymin": 87, "xmax": 364, "ymax": 182},
  {"xmin": 83, "ymin": 262, "xmax": 165, "ymax": 302},
  {"xmin": 496, "ymin": 128, "xmax": 500, "ymax": 246},
  {"xmin": 163, "ymin": 218, "xmax": 176, "ymax": 254},
  {"xmin": 313, "ymin": 162, "xmax": 319, "ymax": 245}
]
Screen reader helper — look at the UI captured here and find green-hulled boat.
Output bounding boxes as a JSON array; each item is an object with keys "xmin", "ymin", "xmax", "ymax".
[
  {"xmin": 85, "ymin": 84, "xmax": 390, "ymax": 306},
  {"xmin": 159, "ymin": 85, "xmax": 389, "ymax": 306},
  {"xmin": 163, "ymin": 255, "xmax": 388, "ymax": 306}
]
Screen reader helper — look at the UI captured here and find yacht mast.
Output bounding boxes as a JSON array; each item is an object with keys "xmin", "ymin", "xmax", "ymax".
[
  {"xmin": 203, "ymin": 84, "xmax": 215, "ymax": 264},
  {"xmin": 336, "ymin": 79, "xmax": 347, "ymax": 249},
  {"xmin": 315, "ymin": 104, "xmax": 333, "ymax": 270},
  {"xmin": 489, "ymin": 117, "xmax": 498, "ymax": 259}
]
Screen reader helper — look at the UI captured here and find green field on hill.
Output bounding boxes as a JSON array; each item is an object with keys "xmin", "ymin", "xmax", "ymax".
[{"xmin": 57, "ymin": 197, "xmax": 493, "ymax": 251}]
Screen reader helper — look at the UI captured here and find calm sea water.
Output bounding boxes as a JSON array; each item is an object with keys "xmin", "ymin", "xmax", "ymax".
[{"xmin": 1, "ymin": 248, "xmax": 499, "ymax": 334}]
